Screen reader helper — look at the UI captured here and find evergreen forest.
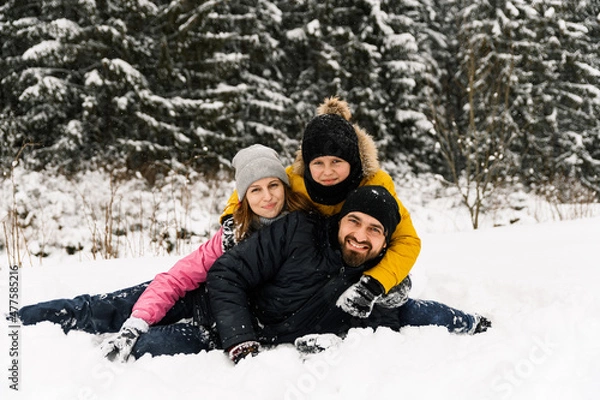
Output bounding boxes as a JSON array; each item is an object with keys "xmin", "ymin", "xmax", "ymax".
[{"xmin": 1, "ymin": 0, "xmax": 599, "ymax": 202}]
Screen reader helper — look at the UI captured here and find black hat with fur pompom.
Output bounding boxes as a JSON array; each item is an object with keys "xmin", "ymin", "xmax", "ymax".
[
  {"xmin": 301, "ymin": 113, "xmax": 363, "ymax": 205},
  {"xmin": 302, "ymin": 113, "xmax": 360, "ymax": 167}
]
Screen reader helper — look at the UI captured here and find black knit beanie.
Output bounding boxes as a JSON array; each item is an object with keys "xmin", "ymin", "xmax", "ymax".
[
  {"xmin": 302, "ymin": 114, "xmax": 363, "ymax": 205},
  {"xmin": 339, "ymin": 186, "xmax": 400, "ymax": 242}
]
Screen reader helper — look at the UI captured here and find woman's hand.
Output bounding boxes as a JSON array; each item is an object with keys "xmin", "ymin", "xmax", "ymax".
[{"xmin": 101, "ymin": 316, "xmax": 149, "ymax": 362}]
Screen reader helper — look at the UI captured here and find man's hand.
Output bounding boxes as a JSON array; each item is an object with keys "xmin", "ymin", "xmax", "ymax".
[
  {"xmin": 295, "ymin": 333, "xmax": 343, "ymax": 354},
  {"xmin": 227, "ymin": 341, "xmax": 260, "ymax": 364},
  {"xmin": 376, "ymin": 275, "xmax": 411, "ymax": 308},
  {"xmin": 336, "ymin": 276, "xmax": 384, "ymax": 318},
  {"xmin": 101, "ymin": 317, "xmax": 149, "ymax": 362}
]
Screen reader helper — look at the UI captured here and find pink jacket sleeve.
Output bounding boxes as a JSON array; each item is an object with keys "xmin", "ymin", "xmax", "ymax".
[{"xmin": 131, "ymin": 227, "xmax": 224, "ymax": 325}]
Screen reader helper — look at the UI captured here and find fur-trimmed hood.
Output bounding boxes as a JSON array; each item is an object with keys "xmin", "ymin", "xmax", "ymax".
[{"xmin": 292, "ymin": 97, "xmax": 380, "ymax": 179}]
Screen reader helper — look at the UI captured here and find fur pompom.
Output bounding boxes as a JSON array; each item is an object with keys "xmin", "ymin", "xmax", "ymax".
[{"xmin": 317, "ymin": 96, "xmax": 352, "ymax": 121}]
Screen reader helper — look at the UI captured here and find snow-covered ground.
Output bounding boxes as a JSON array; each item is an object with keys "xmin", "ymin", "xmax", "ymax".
[
  {"xmin": 2, "ymin": 215, "xmax": 599, "ymax": 399},
  {"xmin": 1, "ymin": 168, "xmax": 600, "ymax": 399}
]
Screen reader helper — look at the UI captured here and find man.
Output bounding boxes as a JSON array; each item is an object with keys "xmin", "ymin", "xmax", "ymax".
[{"xmin": 207, "ymin": 186, "xmax": 491, "ymax": 363}]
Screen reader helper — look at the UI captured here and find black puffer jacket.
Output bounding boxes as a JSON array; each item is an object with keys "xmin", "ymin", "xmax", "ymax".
[{"xmin": 206, "ymin": 211, "xmax": 383, "ymax": 350}]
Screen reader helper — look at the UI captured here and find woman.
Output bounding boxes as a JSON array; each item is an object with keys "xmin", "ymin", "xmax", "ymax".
[
  {"xmin": 222, "ymin": 97, "xmax": 421, "ymax": 317},
  {"xmin": 17, "ymin": 144, "xmax": 315, "ymax": 361}
]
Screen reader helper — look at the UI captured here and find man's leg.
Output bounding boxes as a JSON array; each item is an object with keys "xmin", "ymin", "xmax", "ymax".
[
  {"xmin": 369, "ymin": 298, "xmax": 488, "ymax": 334},
  {"xmin": 18, "ymin": 282, "xmax": 151, "ymax": 334}
]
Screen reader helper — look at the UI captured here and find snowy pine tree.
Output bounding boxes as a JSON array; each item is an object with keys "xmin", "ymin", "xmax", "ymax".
[{"xmin": 0, "ymin": 0, "xmax": 598, "ymax": 199}]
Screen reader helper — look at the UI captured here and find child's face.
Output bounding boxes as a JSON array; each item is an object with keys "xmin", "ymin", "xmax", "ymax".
[{"xmin": 308, "ymin": 156, "xmax": 351, "ymax": 186}]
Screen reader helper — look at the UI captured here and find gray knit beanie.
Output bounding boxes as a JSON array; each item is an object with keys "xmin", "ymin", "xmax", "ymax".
[{"xmin": 232, "ymin": 144, "xmax": 289, "ymax": 200}]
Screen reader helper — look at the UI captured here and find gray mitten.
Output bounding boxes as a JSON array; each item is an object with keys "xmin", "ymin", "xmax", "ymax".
[
  {"xmin": 101, "ymin": 317, "xmax": 149, "ymax": 362},
  {"xmin": 376, "ymin": 275, "xmax": 412, "ymax": 308},
  {"xmin": 336, "ymin": 276, "xmax": 384, "ymax": 318}
]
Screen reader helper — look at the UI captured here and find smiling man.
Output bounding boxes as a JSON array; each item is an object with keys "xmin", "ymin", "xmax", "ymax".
[
  {"xmin": 336, "ymin": 186, "xmax": 399, "ymax": 267},
  {"xmin": 338, "ymin": 211, "xmax": 386, "ymax": 266},
  {"xmin": 206, "ymin": 186, "xmax": 491, "ymax": 364}
]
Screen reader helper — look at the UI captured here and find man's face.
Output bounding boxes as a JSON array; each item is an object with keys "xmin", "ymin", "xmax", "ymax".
[{"xmin": 337, "ymin": 211, "xmax": 387, "ymax": 267}]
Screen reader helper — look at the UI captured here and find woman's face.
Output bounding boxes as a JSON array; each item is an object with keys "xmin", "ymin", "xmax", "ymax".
[
  {"xmin": 245, "ymin": 177, "xmax": 286, "ymax": 219},
  {"xmin": 308, "ymin": 156, "xmax": 351, "ymax": 186}
]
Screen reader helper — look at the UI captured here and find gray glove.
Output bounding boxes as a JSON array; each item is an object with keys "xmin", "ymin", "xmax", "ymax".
[
  {"xmin": 101, "ymin": 317, "xmax": 149, "ymax": 362},
  {"xmin": 376, "ymin": 275, "xmax": 411, "ymax": 308},
  {"xmin": 336, "ymin": 276, "xmax": 384, "ymax": 318}
]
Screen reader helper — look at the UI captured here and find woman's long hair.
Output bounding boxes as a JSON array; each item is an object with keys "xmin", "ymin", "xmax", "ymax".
[{"xmin": 233, "ymin": 182, "xmax": 316, "ymax": 242}]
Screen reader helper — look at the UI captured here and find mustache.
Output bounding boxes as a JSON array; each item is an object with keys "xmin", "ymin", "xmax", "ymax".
[{"xmin": 344, "ymin": 235, "xmax": 372, "ymax": 250}]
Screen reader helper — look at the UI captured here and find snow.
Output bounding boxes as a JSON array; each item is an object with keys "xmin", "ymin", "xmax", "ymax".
[
  {"xmin": 103, "ymin": 58, "xmax": 148, "ymax": 88},
  {"xmin": 286, "ymin": 27, "xmax": 306, "ymax": 41},
  {"xmin": 21, "ymin": 40, "xmax": 61, "ymax": 60},
  {"xmin": 49, "ymin": 18, "xmax": 82, "ymax": 40},
  {"xmin": 384, "ymin": 33, "xmax": 418, "ymax": 52},
  {"xmin": 306, "ymin": 19, "xmax": 321, "ymax": 36},
  {"xmin": 2, "ymin": 179, "xmax": 600, "ymax": 399},
  {"xmin": 84, "ymin": 70, "xmax": 104, "ymax": 87}
]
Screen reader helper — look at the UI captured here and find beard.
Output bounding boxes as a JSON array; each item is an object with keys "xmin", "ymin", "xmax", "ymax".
[
  {"xmin": 341, "ymin": 248, "xmax": 369, "ymax": 267},
  {"xmin": 340, "ymin": 235, "xmax": 377, "ymax": 267}
]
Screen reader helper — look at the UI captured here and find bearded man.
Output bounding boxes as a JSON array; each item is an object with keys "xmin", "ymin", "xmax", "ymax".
[{"xmin": 207, "ymin": 186, "xmax": 491, "ymax": 363}]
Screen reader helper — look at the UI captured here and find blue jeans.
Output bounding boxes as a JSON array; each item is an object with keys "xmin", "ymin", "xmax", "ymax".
[
  {"xmin": 18, "ymin": 283, "xmax": 479, "ymax": 358},
  {"xmin": 18, "ymin": 282, "xmax": 214, "ymax": 357},
  {"xmin": 363, "ymin": 298, "xmax": 480, "ymax": 334}
]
